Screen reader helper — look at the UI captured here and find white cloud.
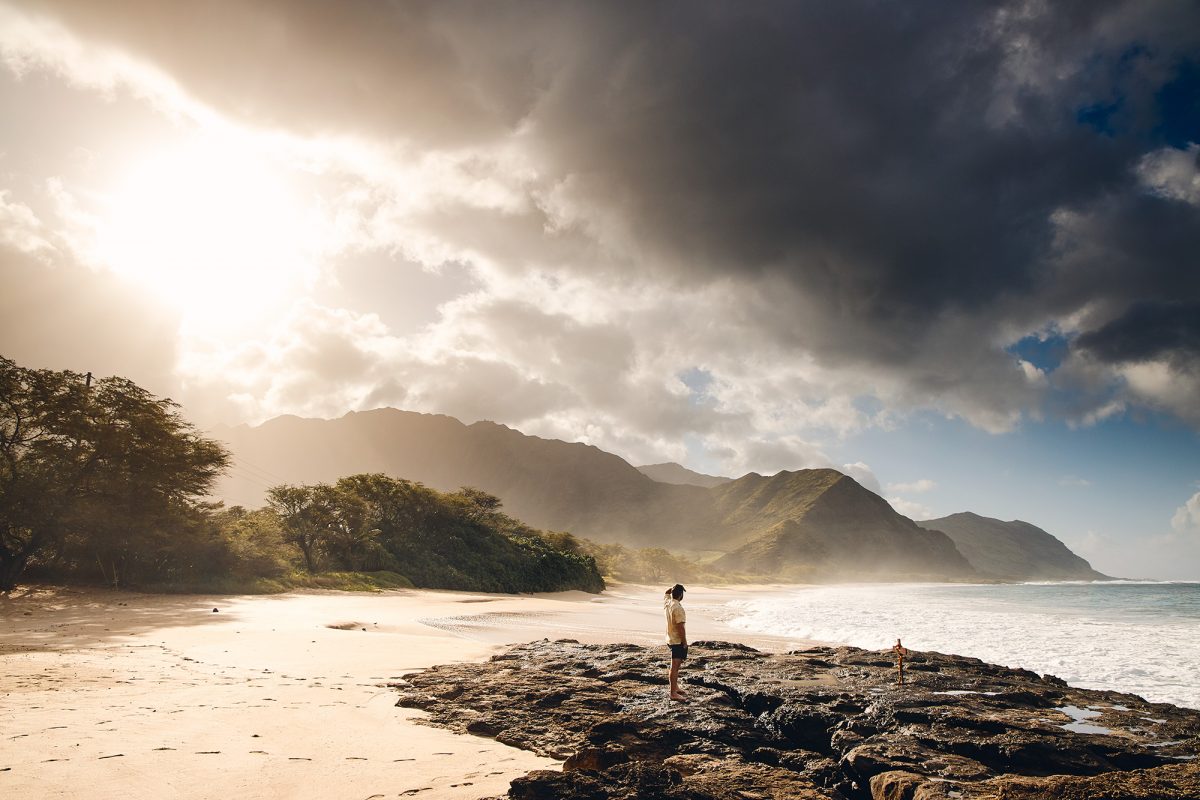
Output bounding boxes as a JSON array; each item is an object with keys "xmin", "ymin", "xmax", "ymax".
[
  {"xmin": 0, "ymin": 4, "xmax": 212, "ymax": 124},
  {"xmin": 841, "ymin": 462, "xmax": 881, "ymax": 494},
  {"xmin": 888, "ymin": 497, "xmax": 935, "ymax": 521},
  {"xmin": 0, "ymin": 188, "xmax": 55, "ymax": 256},
  {"xmin": 886, "ymin": 478, "xmax": 937, "ymax": 494},
  {"xmin": 1018, "ymin": 358, "xmax": 1047, "ymax": 386},
  {"xmin": 1171, "ymin": 491, "xmax": 1200, "ymax": 536},
  {"xmin": 1137, "ymin": 144, "xmax": 1200, "ymax": 206},
  {"xmin": 1120, "ymin": 361, "xmax": 1200, "ymax": 427},
  {"xmin": 1057, "ymin": 475, "xmax": 1091, "ymax": 488},
  {"xmin": 723, "ymin": 435, "xmax": 831, "ymax": 478}
]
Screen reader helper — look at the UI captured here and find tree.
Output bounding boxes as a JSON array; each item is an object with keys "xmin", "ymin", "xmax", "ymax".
[
  {"xmin": 264, "ymin": 473, "xmax": 605, "ymax": 593},
  {"xmin": 318, "ymin": 486, "xmax": 383, "ymax": 571},
  {"xmin": 450, "ymin": 487, "xmax": 504, "ymax": 522},
  {"xmin": 214, "ymin": 506, "xmax": 291, "ymax": 579},
  {"xmin": 0, "ymin": 356, "xmax": 229, "ymax": 590},
  {"xmin": 266, "ymin": 484, "xmax": 332, "ymax": 574}
]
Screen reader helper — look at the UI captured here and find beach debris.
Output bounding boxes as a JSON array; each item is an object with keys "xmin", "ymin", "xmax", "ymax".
[{"xmin": 212, "ymin": 608, "xmax": 218, "ymax": 613}]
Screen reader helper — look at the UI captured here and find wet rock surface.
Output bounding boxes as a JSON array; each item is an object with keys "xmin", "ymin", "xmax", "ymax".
[{"xmin": 392, "ymin": 640, "xmax": 1200, "ymax": 799}]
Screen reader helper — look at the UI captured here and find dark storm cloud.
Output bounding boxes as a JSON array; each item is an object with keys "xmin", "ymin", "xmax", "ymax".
[
  {"xmin": 1077, "ymin": 301, "xmax": 1200, "ymax": 366},
  {"xmin": 21, "ymin": 0, "xmax": 1200, "ymax": 425},
  {"xmin": 516, "ymin": 2, "xmax": 1200, "ymax": 361}
]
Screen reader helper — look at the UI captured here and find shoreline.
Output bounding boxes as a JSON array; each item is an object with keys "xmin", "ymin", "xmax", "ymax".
[{"xmin": 1, "ymin": 583, "xmax": 813, "ymax": 799}]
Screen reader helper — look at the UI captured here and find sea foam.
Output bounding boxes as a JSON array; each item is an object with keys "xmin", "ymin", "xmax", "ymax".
[{"xmin": 718, "ymin": 581, "xmax": 1200, "ymax": 709}]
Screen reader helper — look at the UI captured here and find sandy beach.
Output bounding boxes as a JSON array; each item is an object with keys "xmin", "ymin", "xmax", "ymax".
[{"xmin": 1, "ymin": 584, "xmax": 808, "ymax": 799}]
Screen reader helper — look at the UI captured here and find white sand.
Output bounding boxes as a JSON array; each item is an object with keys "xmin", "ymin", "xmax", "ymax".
[{"xmin": 1, "ymin": 583, "xmax": 810, "ymax": 799}]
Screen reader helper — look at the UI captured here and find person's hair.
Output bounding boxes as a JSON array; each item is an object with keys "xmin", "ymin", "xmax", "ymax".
[{"xmin": 668, "ymin": 583, "xmax": 685, "ymax": 600}]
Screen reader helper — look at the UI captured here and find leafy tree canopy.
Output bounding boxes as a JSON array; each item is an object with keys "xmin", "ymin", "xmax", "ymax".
[
  {"xmin": 0, "ymin": 355, "xmax": 229, "ymax": 590},
  {"xmin": 268, "ymin": 473, "xmax": 605, "ymax": 593}
]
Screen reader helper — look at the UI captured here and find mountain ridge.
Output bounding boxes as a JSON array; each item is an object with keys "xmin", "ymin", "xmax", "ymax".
[
  {"xmin": 715, "ymin": 471, "xmax": 976, "ymax": 580},
  {"xmin": 211, "ymin": 408, "xmax": 1098, "ymax": 582},
  {"xmin": 919, "ymin": 511, "xmax": 1111, "ymax": 581},
  {"xmin": 637, "ymin": 462, "xmax": 733, "ymax": 488}
]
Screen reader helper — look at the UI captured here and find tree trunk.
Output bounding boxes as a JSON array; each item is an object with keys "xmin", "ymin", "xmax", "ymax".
[
  {"xmin": 0, "ymin": 553, "xmax": 29, "ymax": 592},
  {"xmin": 300, "ymin": 540, "xmax": 317, "ymax": 573}
]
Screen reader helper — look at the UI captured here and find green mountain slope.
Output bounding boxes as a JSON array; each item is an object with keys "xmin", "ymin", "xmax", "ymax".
[
  {"xmin": 213, "ymin": 409, "xmax": 715, "ymax": 549},
  {"xmin": 919, "ymin": 512, "xmax": 1112, "ymax": 581},
  {"xmin": 713, "ymin": 471, "xmax": 976, "ymax": 581},
  {"xmin": 212, "ymin": 410, "xmax": 1090, "ymax": 583}
]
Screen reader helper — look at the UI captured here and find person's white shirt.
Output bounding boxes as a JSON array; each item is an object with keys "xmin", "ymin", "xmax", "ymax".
[{"xmin": 664, "ymin": 596, "xmax": 686, "ymax": 644}]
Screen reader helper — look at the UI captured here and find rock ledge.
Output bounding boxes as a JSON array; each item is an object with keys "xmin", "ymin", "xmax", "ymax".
[{"xmin": 393, "ymin": 640, "xmax": 1200, "ymax": 799}]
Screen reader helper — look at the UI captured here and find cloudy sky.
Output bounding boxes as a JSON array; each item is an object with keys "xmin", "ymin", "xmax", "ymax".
[{"xmin": 2, "ymin": 1, "xmax": 1198, "ymax": 578}]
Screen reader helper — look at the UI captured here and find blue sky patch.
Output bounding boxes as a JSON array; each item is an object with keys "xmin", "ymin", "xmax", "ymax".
[{"xmin": 1006, "ymin": 332, "xmax": 1071, "ymax": 373}]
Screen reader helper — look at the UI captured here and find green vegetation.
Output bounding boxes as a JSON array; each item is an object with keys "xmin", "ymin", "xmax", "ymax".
[
  {"xmin": 579, "ymin": 541, "xmax": 727, "ymax": 585},
  {"xmin": 0, "ymin": 356, "xmax": 229, "ymax": 591},
  {"xmin": 265, "ymin": 474, "xmax": 605, "ymax": 593},
  {"xmin": 1, "ymin": 356, "xmax": 603, "ymax": 594}
]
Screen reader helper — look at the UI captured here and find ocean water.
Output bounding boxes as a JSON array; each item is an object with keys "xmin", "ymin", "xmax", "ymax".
[{"xmin": 718, "ymin": 582, "xmax": 1200, "ymax": 710}]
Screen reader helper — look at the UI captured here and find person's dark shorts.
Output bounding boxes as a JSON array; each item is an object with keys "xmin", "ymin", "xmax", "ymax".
[{"xmin": 669, "ymin": 643, "xmax": 689, "ymax": 661}]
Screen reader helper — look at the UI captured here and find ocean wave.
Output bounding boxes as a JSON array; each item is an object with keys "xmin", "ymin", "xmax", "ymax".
[{"xmin": 718, "ymin": 583, "xmax": 1200, "ymax": 710}]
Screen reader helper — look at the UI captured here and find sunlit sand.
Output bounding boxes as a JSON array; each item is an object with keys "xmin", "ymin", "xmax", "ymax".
[{"xmin": 1, "ymin": 584, "xmax": 808, "ymax": 799}]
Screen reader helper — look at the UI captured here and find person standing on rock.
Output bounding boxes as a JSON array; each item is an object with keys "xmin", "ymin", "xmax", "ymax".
[{"xmin": 664, "ymin": 583, "xmax": 689, "ymax": 702}]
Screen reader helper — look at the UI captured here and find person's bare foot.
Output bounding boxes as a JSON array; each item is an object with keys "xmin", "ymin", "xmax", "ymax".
[{"xmin": 670, "ymin": 692, "xmax": 689, "ymax": 702}]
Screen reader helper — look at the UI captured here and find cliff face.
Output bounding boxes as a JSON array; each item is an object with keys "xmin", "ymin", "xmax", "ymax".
[{"xmin": 919, "ymin": 512, "xmax": 1111, "ymax": 581}]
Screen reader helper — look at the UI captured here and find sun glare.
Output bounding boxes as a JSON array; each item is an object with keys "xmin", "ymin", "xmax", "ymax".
[{"xmin": 96, "ymin": 137, "xmax": 317, "ymax": 326}]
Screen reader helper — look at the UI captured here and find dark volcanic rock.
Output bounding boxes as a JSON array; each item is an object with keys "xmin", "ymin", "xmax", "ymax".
[{"xmin": 392, "ymin": 640, "xmax": 1200, "ymax": 800}]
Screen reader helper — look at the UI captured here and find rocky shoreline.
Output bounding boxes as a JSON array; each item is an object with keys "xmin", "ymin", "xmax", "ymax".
[{"xmin": 393, "ymin": 639, "xmax": 1200, "ymax": 799}]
